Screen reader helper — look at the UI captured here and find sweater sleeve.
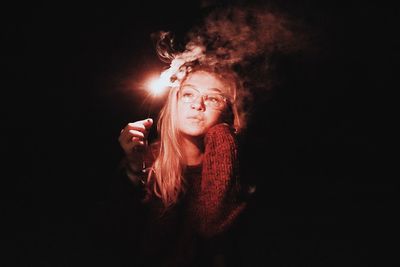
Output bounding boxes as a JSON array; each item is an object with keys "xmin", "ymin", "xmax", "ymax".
[{"xmin": 194, "ymin": 123, "xmax": 246, "ymax": 238}]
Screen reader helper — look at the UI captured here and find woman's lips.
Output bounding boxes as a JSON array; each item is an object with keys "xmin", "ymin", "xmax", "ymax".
[{"xmin": 187, "ymin": 116, "xmax": 203, "ymax": 123}]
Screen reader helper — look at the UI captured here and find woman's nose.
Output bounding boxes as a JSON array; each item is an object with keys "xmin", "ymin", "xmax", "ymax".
[{"xmin": 190, "ymin": 95, "xmax": 206, "ymax": 110}]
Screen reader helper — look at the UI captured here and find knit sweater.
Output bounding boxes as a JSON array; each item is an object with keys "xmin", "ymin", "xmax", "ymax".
[
  {"xmin": 190, "ymin": 123, "xmax": 246, "ymax": 238},
  {"xmin": 109, "ymin": 123, "xmax": 248, "ymax": 267}
]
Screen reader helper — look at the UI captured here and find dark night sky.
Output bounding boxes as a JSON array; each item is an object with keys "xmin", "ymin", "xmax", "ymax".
[{"xmin": 3, "ymin": 1, "xmax": 397, "ymax": 266}]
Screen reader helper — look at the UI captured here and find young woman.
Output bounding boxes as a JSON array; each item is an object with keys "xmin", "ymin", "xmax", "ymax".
[{"xmin": 116, "ymin": 62, "xmax": 251, "ymax": 266}]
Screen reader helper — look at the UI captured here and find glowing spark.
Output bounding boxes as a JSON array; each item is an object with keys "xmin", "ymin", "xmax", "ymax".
[
  {"xmin": 147, "ymin": 43, "xmax": 206, "ymax": 96},
  {"xmin": 146, "ymin": 58, "xmax": 184, "ymax": 96},
  {"xmin": 148, "ymin": 76, "xmax": 168, "ymax": 96}
]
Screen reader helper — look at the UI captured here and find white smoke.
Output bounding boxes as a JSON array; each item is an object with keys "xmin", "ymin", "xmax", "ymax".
[{"xmin": 153, "ymin": 4, "xmax": 302, "ymax": 89}]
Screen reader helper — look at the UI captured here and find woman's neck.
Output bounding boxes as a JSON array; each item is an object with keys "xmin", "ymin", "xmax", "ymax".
[{"xmin": 181, "ymin": 135, "xmax": 204, "ymax": 166}]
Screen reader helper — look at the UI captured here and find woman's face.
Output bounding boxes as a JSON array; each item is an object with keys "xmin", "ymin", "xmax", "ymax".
[{"xmin": 176, "ymin": 71, "xmax": 230, "ymax": 138}]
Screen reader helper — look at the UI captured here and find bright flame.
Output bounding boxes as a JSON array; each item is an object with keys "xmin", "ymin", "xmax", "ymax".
[
  {"xmin": 146, "ymin": 60, "xmax": 183, "ymax": 96},
  {"xmin": 146, "ymin": 44, "xmax": 205, "ymax": 96},
  {"xmin": 148, "ymin": 76, "xmax": 168, "ymax": 96}
]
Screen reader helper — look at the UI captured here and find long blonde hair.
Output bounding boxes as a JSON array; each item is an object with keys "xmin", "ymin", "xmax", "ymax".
[{"xmin": 148, "ymin": 66, "xmax": 245, "ymax": 209}]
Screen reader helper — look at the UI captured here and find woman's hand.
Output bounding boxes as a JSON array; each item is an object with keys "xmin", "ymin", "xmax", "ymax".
[{"xmin": 118, "ymin": 118, "xmax": 153, "ymax": 160}]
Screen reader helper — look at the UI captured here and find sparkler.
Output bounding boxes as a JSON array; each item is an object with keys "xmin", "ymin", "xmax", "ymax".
[
  {"xmin": 141, "ymin": 42, "xmax": 205, "ymax": 119},
  {"xmin": 146, "ymin": 74, "xmax": 170, "ymax": 97},
  {"xmin": 142, "ymin": 57, "xmax": 186, "ymax": 116},
  {"xmin": 143, "ymin": 71, "xmax": 172, "ymax": 119}
]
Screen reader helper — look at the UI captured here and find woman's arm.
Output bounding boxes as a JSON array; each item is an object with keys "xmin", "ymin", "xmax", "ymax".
[{"xmin": 194, "ymin": 123, "xmax": 247, "ymax": 238}]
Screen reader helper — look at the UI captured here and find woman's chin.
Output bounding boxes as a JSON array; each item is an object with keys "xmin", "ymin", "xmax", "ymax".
[{"xmin": 180, "ymin": 127, "xmax": 207, "ymax": 138}]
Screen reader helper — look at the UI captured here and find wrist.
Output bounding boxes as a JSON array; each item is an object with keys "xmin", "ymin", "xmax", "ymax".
[
  {"xmin": 125, "ymin": 166, "xmax": 147, "ymax": 186},
  {"xmin": 123, "ymin": 157, "xmax": 147, "ymax": 185},
  {"xmin": 126, "ymin": 160, "xmax": 143, "ymax": 173}
]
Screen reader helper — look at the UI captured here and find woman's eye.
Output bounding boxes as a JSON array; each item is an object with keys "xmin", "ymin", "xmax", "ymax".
[
  {"xmin": 183, "ymin": 93, "xmax": 194, "ymax": 98},
  {"xmin": 208, "ymin": 96, "xmax": 220, "ymax": 103}
]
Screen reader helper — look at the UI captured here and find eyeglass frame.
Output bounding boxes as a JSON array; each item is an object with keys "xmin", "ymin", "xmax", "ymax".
[{"xmin": 177, "ymin": 85, "xmax": 232, "ymax": 110}]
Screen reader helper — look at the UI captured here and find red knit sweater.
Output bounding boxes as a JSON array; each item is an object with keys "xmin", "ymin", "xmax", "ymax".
[
  {"xmin": 189, "ymin": 123, "xmax": 246, "ymax": 238},
  {"xmin": 123, "ymin": 123, "xmax": 247, "ymax": 266}
]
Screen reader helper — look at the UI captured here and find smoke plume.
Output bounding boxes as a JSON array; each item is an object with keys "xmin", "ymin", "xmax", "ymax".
[
  {"xmin": 152, "ymin": 3, "xmax": 306, "ymax": 126},
  {"xmin": 154, "ymin": 4, "xmax": 303, "ymax": 80}
]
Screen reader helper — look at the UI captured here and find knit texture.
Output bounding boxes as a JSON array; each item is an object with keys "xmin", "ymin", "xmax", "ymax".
[
  {"xmin": 190, "ymin": 123, "xmax": 246, "ymax": 238},
  {"xmin": 110, "ymin": 123, "xmax": 247, "ymax": 266}
]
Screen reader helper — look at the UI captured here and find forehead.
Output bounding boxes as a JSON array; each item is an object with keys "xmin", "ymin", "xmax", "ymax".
[{"xmin": 182, "ymin": 71, "xmax": 227, "ymax": 93}]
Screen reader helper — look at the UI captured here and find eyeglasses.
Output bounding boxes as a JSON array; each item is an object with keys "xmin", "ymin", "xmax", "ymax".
[{"xmin": 178, "ymin": 86, "xmax": 228, "ymax": 110}]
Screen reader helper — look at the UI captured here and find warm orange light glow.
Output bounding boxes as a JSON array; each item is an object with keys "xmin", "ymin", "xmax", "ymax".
[
  {"xmin": 147, "ymin": 71, "xmax": 173, "ymax": 96},
  {"xmin": 148, "ymin": 78, "xmax": 166, "ymax": 95},
  {"xmin": 145, "ymin": 57, "xmax": 189, "ymax": 96}
]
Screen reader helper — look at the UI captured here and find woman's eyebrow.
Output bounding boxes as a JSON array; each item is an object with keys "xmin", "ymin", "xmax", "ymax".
[
  {"xmin": 181, "ymin": 84, "xmax": 196, "ymax": 88},
  {"xmin": 207, "ymin": 88, "xmax": 222, "ymax": 93},
  {"xmin": 182, "ymin": 84, "xmax": 223, "ymax": 93}
]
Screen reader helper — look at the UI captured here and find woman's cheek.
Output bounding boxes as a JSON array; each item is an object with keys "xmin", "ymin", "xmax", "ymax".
[{"xmin": 206, "ymin": 111, "xmax": 223, "ymax": 127}]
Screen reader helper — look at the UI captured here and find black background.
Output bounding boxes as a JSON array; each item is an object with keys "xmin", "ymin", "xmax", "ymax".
[{"xmin": 3, "ymin": 1, "xmax": 397, "ymax": 266}]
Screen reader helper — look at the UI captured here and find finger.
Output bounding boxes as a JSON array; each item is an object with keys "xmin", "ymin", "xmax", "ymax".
[
  {"xmin": 131, "ymin": 138, "xmax": 145, "ymax": 146},
  {"xmin": 128, "ymin": 130, "xmax": 145, "ymax": 139},
  {"xmin": 127, "ymin": 119, "xmax": 153, "ymax": 131},
  {"xmin": 120, "ymin": 130, "xmax": 145, "ymax": 145},
  {"xmin": 127, "ymin": 123, "xmax": 146, "ymax": 132},
  {"xmin": 119, "ymin": 119, "xmax": 153, "ymax": 145},
  {"xmin": 142, "ymin": 118, "xmax": 153, "ymax": 129},
  {"xmin": 122, "ymin": 134, "xmax": 145, "ymax": 148}
]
